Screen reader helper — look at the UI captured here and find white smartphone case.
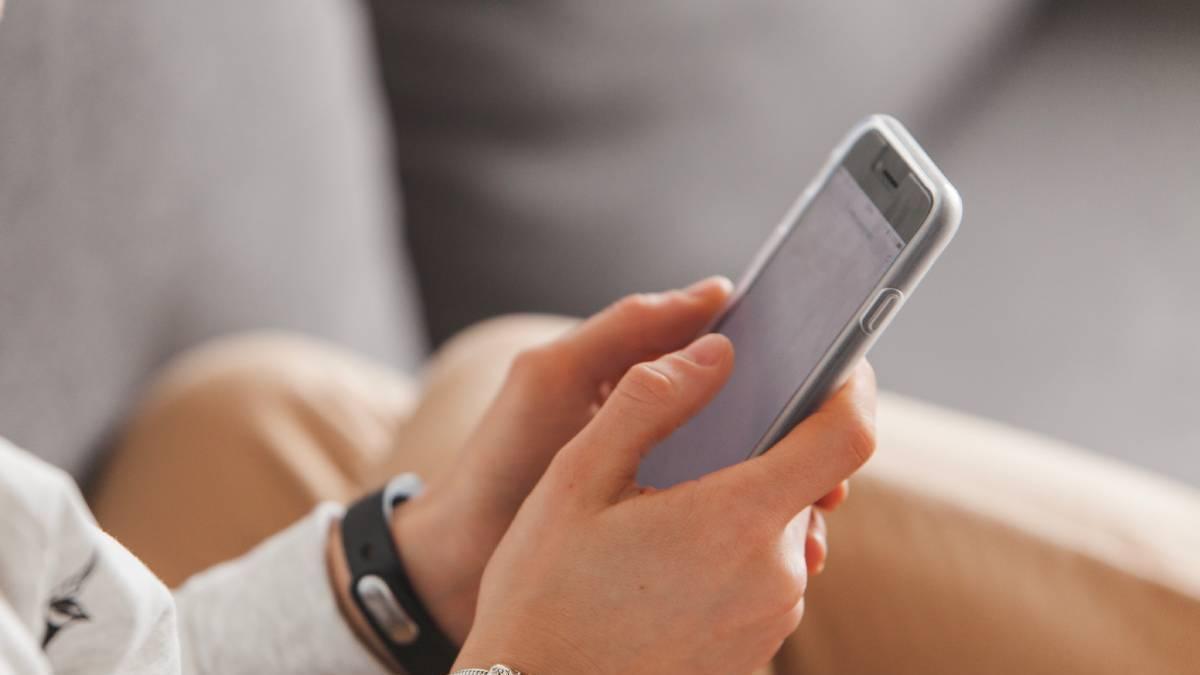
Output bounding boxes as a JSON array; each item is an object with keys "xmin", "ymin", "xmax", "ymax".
[{"xmin": 740, "ymin": 114, "xmax": 963, "ymax": 459}]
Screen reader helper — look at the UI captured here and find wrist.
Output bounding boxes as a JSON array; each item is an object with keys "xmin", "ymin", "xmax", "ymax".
[
  {"xmin": 325, "ymin": 520, "xmax": 403, "ymax": 672},
  {"xmin": 389, "ymin": 482, "xmax": 482, "ymax": 644},
  {"xmin": 327, "ymin": 482, "xmax": 470, "ymax": 673},
  {"xmin": 453, "ymin": 643, "xmax": 547, "ymax": 675},
  {"xmin": 455, "ymin": 618, "xmax": 602, "ymax": 675}
]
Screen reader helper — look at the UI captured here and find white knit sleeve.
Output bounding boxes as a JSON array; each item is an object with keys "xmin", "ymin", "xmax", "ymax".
[{"xmin": 175, "ymin": 503, "xmax": 392, "ymax": 675}]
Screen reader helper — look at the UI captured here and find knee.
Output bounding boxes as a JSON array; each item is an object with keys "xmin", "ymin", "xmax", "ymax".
[
  {"xmin": 128, "ymin": 332, "xmax": 359, "ymax": 442},
  {"xmin": 149, "ymin": 332, "xmax": 319, "ymax": 402},
  {"xmin": 436, "ymin": 314, "xmax": 579, "ymax": 371}
]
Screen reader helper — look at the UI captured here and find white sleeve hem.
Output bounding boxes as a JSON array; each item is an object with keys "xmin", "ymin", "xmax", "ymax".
[{"xmin": 175, "ymin": 503, "xmax": 392, "ymax": 675}]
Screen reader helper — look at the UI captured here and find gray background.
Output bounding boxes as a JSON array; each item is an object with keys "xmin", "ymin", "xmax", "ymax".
[
  {"xmin": 376, "ymin": 0, "xmax": 1200, "ymax": 485},
  {"xmin": 0, "ymin": 0, "xmax": 1196, "ymax": 487},
  {"xmin": 0, "ymin": 1, "xmax": 423, "ymax": 478}
]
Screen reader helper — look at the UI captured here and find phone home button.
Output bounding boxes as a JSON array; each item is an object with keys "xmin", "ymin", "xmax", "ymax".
[{"xmin": 860, "ymin": 288, "xmax": 904, "ymax": 335}]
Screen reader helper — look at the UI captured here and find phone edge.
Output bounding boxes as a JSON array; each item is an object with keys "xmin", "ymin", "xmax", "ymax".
[{"xmin": 743, "ymin": 114, "xmax": 964, "ymax": 461}]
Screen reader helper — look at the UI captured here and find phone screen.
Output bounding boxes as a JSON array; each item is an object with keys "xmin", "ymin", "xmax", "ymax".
[{"xmin": 637, "ymin": 165, "xmax": 906, "ymax": 488}]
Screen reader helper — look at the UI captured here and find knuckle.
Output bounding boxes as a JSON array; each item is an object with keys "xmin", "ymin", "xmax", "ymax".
[
  {"xmin": 767, "ymin": 567, "xmax": 808, "ymax": 620},
  {"xmin": 785, "ymin": 565, "xmax": 809, "ymax": 603},
  {"xmin": 778, "ymin": 598, "xmax": 806, "ymax": 638},
  {"xmin": 805, "ymin": 402, "xmax": 877, "ymax": 470},
  {"xmin": 745, "ymin": 565, "xmax": 807, "ymax": 640},
  {"xmin": 615, "ymin": 362, "xmax": 677, "ymax": 409},
  {"xmin": 841, "ymin": 417, "xmax": 878, "ymax": 468},
  {"xmin": 614, "ymin": 293, "xmax": 663, "ymax": 323}
]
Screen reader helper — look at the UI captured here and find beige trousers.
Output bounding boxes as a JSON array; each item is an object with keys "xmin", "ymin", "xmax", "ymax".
[{"xmin": 89, "ymin": 318, "xmax": 1200, "ymax": 674}]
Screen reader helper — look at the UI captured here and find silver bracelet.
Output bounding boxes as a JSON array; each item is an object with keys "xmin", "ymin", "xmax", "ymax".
[{"xmin": 451, "ymin": 666, "xmax": 522, "ymax": 675}]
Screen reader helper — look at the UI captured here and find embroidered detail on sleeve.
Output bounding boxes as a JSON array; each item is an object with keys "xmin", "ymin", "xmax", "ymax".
[{"xmin": 43, "ymin": 551, "xmax": 98, "ymax": 647}]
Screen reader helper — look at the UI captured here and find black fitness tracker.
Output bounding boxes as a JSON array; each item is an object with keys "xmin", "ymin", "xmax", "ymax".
[{"xmin": 341, "ymin": 473, "xmax": 458, "ymax": 675}]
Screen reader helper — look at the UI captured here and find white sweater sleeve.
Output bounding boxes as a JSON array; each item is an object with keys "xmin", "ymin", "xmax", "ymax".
[
  {"xmin": 0, "ymin": 438, "xmax": 181, "ymax": 675},
  {"xmin": 174, "ymin": 504, "xmax": 392, "ymax": 675},
  {"xmin": 0, "ymin": 437, "xmax": 392, "ymax": 675}
]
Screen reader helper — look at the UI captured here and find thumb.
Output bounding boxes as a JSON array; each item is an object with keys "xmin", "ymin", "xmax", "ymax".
[
  {"xmin": 559, "ymin": 333, "xmax": 734, "ymax": 502},
  {"xmin": 709, "ymin": 360, "xmax": 876, "ymax": 528}
]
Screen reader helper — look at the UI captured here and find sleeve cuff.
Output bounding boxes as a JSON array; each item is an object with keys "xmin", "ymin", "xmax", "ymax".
[{"xmin": 175, "ymin": 503, "xmax": 392, "ymax": 675}]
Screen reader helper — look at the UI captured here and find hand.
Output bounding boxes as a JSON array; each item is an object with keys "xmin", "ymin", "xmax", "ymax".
[
  {"xmin": 329, "ymin": 277, "xmax": 848, "ymax": 658},
  {"xmin": 454, "ymin": 339, "xmax": 877, "ymax": 675},
  {"xmin": 389, "ymin": 277, "xmax": 736, "ymax": 641}
]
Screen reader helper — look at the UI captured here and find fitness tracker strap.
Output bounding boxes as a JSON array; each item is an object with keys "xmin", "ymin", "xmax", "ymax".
[{"xmin": 341, "ymin": 473, "xmax": 458, "ymax": 675}]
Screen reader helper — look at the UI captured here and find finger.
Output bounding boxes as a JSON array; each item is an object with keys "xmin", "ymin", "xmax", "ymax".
[
  {"xmin": 805, "ymin": 510, "xmax": 828, "ymax": 575},
  {"xmin": 711, "ymin": 360, "xmax": 877, "ymax": 525},
  {"xmin": 815, "ymin": 481, "xmax": 849, "ymax": 511},
  {"xmin": 561, "ymin": 333, "xmax": 734, "ymax": 501},
  {"xmin": 474, "ymin": 277, "xmax": 733, "ymax": 478},
  {"xmin": 550, "ymin": 276, "xmax": 732, "ymax": 390}
]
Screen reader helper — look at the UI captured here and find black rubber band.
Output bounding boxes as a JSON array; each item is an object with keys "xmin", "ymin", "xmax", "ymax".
[{"xmin": 342, "ymin": 482, "xmax": 458, "ymax": 674}]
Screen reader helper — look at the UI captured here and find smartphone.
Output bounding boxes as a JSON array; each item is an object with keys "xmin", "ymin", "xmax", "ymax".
[{"xmin": 636, "ymin": 115, "xmax": 961, "ymax": 489}]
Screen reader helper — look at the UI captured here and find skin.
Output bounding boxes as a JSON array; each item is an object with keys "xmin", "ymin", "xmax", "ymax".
[
  {"xmin": 454, "ymin": 340, "xmax": 875, "ymax": 674},
  {"xmin": 323, "ymin": 278, "xmax": 868, "ymax": 669}
]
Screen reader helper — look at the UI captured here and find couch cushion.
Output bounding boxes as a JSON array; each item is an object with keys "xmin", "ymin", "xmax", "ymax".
[
  {"xmin": 0, "ymin": 1, "xmax": 425, "ymax": 480},
  {"xmin": 371, "ymin": 0, "xmax": 1200, "ymax": 486},
  {"xmin": 368, "ymin": 0, "xmax": 1031, "ymax": 344},
  {"xmin": 868, "ymin": 1, "xmax": 1200, "ymax": 485}
]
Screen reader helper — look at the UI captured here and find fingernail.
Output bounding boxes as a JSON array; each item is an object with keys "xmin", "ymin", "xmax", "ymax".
[
  {"xmin": 683, "ymin": 276, "xmax": 733, "ymax": 298},
  {"xmin": 679, "ymin": 333, "xmax": 726, "ymax": 366}
]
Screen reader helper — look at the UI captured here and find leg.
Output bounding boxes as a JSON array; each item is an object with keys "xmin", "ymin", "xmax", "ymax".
[
  {"xmin": 89, "ymin": 333, "xmax": 420, "ymax": 585},
  {"xmin": 90, "ymin": 317, "xmax": 574, "ymax": 586},
  {"xmin": 773, "ymin": 393, "xmax": 1200, "ymax": 675}
]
